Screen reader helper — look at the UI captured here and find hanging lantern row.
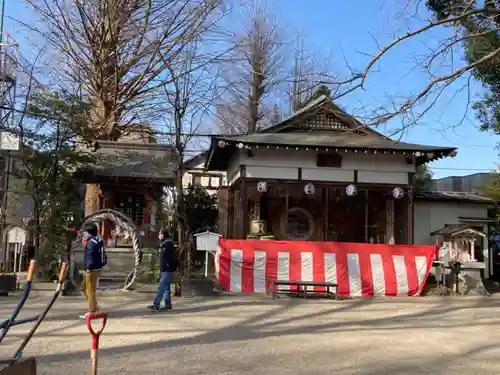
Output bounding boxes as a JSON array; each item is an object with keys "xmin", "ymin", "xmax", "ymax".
[
  {"xmin": 217, "ymin": 140, "xmax": 457, "ymax": 159},
  {"xmin": 256, "ymin": 182, "xmax": 405, "ymax": 199},
  {"xmin": 346, "ymin": 184, "xmax": 404, "ymax": 199}
]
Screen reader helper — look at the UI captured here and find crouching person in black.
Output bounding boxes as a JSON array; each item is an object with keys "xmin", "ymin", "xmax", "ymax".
[{"xmin": 148, "ymin": 229, "xmax": 180, "ymax": 311}]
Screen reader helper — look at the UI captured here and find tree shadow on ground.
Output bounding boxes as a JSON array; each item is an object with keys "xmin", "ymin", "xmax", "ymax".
[{"xmin": 30, "ymin": 295, "xmax": 497, "ymax": 364}]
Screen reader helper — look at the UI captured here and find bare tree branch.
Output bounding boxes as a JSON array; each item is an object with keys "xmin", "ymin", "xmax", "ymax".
[{"xmin": 19, "ymin": 0, "xmax": 228, "ymax": 140}]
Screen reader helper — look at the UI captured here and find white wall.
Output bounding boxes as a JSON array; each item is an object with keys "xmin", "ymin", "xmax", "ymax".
[
  {"xmin": 183, "ymin": 160, "xmax": 227, "ymax": 195},
  {"xmin": 414, "ymin": 201, "xmax": 488, "ymax": 245},
  {"xmin": 229, "ymin": 148, "xmax": 414, "ymax": 185}
]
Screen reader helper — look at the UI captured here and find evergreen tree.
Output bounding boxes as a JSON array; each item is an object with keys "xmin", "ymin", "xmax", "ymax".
[
  {"xmin": 13, "ymin": 91, "xmax": 94, "ymax": 275},
  {"xmin": 415, "ymin": 164, "xmax": 434, "ymax": 192},
  {"xmin": 427, "ymin": 0, "xmax": 500, "ymax": 134}
]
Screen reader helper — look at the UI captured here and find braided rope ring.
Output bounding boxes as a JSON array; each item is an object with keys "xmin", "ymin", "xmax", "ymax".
[{"xmin": 72, "ymin": 208, "xmax": 142, "ymax": 291}]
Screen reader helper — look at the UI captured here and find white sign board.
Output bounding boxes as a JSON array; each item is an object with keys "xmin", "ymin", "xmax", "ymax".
[
  {"xmin": 194, "ymin": 231, "xmax": 221, "ymax": 251},
  {"xmin": 0, "ymin": 131, "xmax": 20, "ymax": 151},
  {"xmin": 194, "ymin": 231, "xmax": 221, "ymax": 278},
  {"xmin": 7, "ymin": 226, "xmax": 26, "ymax": 244}
]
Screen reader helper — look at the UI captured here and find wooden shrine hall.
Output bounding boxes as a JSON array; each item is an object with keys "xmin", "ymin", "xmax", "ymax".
[{"xmin": 206, "ymin": 95, "xmax": 457, "ymax": 245}]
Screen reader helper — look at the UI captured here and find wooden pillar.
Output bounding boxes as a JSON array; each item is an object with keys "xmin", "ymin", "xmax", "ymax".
[
  {"xmin": 217, "ymin": 187, "xmax": 229, "ymax": 237},
  {"xmin": 407, "ymin": 188, "xmax": 414, "ymax": 245},
  {"xmin": 484, "ymin": 223, "xmax": 491, "ymax": 278},
  {"xmin": 228, "ymin": 186, "xmax": 235, "ymax": 238},
  {"xmin": 240, "ymin": 178, "xmax": 248, "ymax": 239},
  {"xmin": 234, "ymin": 187, "xmax": 241, "ymax": 238},
  {"xmin": 99, "ymin": 189, "xmax": 112, "ymax": 241},
  {"xmin": 323, "ymin": 187, "xmax": 329, "ymax": 241},
  {"xmin": 150, "ymin": 199, "xmax": 157, "ymax": 228},
  {"xmin": 143, "ymin": 194, "xmax": 151, "ymax": 226},
  {"xmin": 364, "ymin": 190, "xmax": 369, "ymax": 243},
  {"xmin": 470, "ymin": 239, "xmax": 476, "ymax": 261},
  {"xmin": 284, "ymin": 184, "xmax": 289, "ymax": 240},
  {"xmin": 154, "ymin": 192, "xmax": 163, "ymax": 231},
  {"xmin": 386, "ymin": 198, "xmax": 395, "ymax": 244}
]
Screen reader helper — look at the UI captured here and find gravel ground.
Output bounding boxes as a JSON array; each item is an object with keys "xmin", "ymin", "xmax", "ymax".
[{"xmin": 0, "ymin": 292, "xmax": 500, "ymax": 375}]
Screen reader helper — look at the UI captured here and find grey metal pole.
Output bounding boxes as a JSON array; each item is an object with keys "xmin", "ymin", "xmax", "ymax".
[
  {"xmin": 1, "ymin": 150, "xmax": 10, "ymax": 266},
  {"xmin": 0, "ymin": 0, "xmax": 5, "ymax": 267},
  {"xmin": 0, "ymin": 0, "xmax": 5, "ymax": 44}
]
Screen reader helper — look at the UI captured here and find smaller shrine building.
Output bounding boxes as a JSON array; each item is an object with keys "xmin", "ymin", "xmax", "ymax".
[{"xmin": 82, "ymin": 139, "xmax": 176, "ymax": 248}]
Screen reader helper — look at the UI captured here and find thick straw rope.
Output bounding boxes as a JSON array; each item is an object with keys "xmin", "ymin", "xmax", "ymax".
[{"xmin": 70, "ymin": 209, "xmax": 141, "ymax": 291}]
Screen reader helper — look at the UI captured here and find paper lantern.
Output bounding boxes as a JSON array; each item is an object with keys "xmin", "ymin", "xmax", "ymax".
[
  {"xmin": 304, "ymin": 183, "xmax": 315, "ymax": 196},
  {"xmin": 392, "ymin": 187, "xmax": 404, "ymax": 199},
  {"xmin": 346, "ymin": 184, "xmax": 357, "ymax": 196},
  {"xmin": 257, "ymin": 181, "xmax": 268, "ymax": 193}
]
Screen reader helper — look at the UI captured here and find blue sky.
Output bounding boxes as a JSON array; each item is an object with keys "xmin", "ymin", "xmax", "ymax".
[
  {"xmin": 276, "ymin": 1, "xmax": 498, "ymax": 179},
  {"xmin": 3, "ymin": 0, "xmax": 498, "ymax": 179}
]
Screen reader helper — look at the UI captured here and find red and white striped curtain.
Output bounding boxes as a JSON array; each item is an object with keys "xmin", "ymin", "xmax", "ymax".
[{"xmin": 215, "ymin": 239, "xmax": 436, "ymax": 297}]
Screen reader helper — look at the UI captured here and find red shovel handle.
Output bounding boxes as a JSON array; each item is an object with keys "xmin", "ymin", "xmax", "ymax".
[{"xmin": 86, "ymin": 312, "xmax": 108, "ymax": 350}]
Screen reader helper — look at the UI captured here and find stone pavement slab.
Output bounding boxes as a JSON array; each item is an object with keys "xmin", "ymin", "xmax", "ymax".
[{"xmin": 0, "ymin": 293, "xmax": 499, "ymax": 375}]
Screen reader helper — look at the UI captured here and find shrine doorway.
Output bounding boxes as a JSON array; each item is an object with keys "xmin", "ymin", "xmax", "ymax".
[{"xmin": 114, "ymin": 192, "xmax": 146, "ymax": 227}]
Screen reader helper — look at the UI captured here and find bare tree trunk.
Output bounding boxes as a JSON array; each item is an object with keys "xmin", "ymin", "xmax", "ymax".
[
  {"xmin": 174, "ymin": 105, "xmax": 187, "ymax": 273},
  {"xmin": 175, "ymin": 168, "xmax": 186, "ymax": 269},
  {"xmin": 248, "ymin": 56, "xmax": 265, "ymax": 133},
  {"xmin": 82, "ymin": 1, "xmax": 120, "ymax": 216},
  {"xmin": 163, "ymin": 39, "xmax": 215, "ymax": 276}
]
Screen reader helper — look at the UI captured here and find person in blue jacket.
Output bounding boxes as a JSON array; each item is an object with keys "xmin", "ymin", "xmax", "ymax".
[
  {"xmin": 80, "ymin": 223, "xmax": 107, "ymax": 319},
  {"xmin": 148, "ymin": 229, "xmax": 179, "ymax": 311}
]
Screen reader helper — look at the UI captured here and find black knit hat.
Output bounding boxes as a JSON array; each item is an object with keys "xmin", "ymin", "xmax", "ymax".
[{"xmin": 85, "ymin": 223, "xmax": 98, "ymax": 237}]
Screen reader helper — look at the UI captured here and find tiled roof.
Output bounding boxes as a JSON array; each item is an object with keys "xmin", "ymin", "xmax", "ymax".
[
  {"xmin": 207, "ymin": 94, "xmax": 457, "ymax": 171},
  {"xmin": 430, "ymin": 224, "xmax": 470, "ymax": 235},
  {"xmin": 215, "ymin": 133, "xmax": 456, "ymax": 153},
  {"xmin": 430, "ymin": 224, "xmax": 485, "ymax": 236},
  {"xmin": 261, "ymin": 95, "xmax": 387, "ymax": 138},
  {"xmin": 183, "ymin": 151, "xmax": 209, "ymax": 170},
  {"xmin": 415, "ymin": 191, "xmax": 493, "ymax": 204},
  {"xmin": 86, "ymin": 141, "xmax": 176, "ymax": 182}
]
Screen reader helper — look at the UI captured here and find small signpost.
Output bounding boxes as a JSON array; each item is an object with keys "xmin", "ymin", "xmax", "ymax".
[
  {"xmin": 6, "ymin": 226, "xmax": 26, "ymax": 276},
  {"xmin": 0, "ymin": 131, "xmax": 20, "ymax": 151},
  {"xmin": 194, "ymin": 231, "xmax": 221, "ymax": 278}
]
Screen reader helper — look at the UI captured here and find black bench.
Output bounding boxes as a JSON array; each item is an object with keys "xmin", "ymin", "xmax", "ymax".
[{"xmin": 267, "ymin": 279, "xmax": 338, "ymax": 300}]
